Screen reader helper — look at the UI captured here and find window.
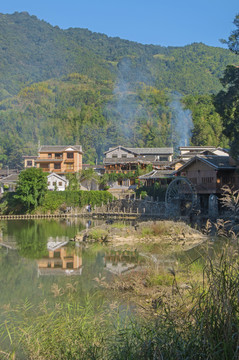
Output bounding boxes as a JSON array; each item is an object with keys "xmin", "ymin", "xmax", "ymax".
[
  {"xmin": 27, "ymin": 160, "xmax": 32, "ymax": 166},
  {"xmin": 54, "ymin": 164, "xmax": 61, "ymax": 169},
  {"xmin": 202, "ymin": 177, "xmax": 214, "ymax": 184},
  {"xmin": 48, "ymin": 153, "xmax": 52, "ymax": 158},
  {"xmin": 122, "ymin": 154, "xmax": 127, "ymax": 158},
  {"xmin": 55, "ymin": 153, "xmax": 62, "ymax": 159},
  {"xmin": 66, "ymin": 164, "xmax": 74, "ymax": 169},
  {"xmin": 112, "ymin": 154, "xmax": 118, "ymax": 158},
  {"xmin": 59, "ymin": 182, "xmax": 62, "ymax": 186},
  {"xmin": 67, "ymin": 152, "xmax": 74, "ymax": 159}
]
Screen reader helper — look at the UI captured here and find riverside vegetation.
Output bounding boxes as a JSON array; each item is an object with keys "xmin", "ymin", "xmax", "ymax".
[
  {"xmin": 1, "ymin": 188, "xmax": 239, "ymax": 359},
  {"xmin": 1, "ymin": 220, "xmax": 239, "ymax": 359}
]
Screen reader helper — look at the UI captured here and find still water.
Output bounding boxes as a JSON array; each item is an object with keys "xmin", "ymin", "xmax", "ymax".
[{"xmin": 0, "ymin": 219, "xmax": 144, "ymax": 310}]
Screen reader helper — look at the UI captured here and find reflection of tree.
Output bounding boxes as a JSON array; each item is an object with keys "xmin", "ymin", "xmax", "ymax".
[
  {"xmin": 15, "ymin": 221, "xmax": 48, "ymax": 259},
  {"xmin": 7, "ymin": 220, "xmax": 80, "ymax": 259}
]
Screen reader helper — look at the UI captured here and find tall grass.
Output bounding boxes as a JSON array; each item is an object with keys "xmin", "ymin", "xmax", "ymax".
[{"xmin": 2, "ymin": 244, "xmax": 239, "ymax": 359}]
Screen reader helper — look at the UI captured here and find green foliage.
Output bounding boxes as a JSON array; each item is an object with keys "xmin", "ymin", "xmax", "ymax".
[
  {"xmin": 183, "ymin": 93, "xmax": 229, "ymax": 147},
  {"xmin": 14, "ymin": 168, "xmax": 47, "ymax": 211},
  {"xmin": 136, "ymin": 182, "xmax": 167, "ymax": 201},
  {"xmin": 0, "ymin": 12, "xmax": 238, "ymax": 165},
  {"xmin": 214, "ymin": 65, "xmax": 239, "ymax": 157},
  {"xmin": 214, "ymin": 15, "xmax": 239, "ymax": 158},
  {"xmin": 36, "ymin": 190, "xmax": 113, "ymax": 213}
]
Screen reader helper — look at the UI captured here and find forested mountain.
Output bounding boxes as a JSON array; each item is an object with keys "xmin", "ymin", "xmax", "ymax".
[
  {"xmin": 0, "ymin": 11, "xmax": 237, "ymax": 166},
  {"xmin": 0, "ymin": 11, "xmax": 238, "ymax": 99}
]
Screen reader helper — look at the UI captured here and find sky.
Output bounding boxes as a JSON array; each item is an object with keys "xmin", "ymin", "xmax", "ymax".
[{"xmin": 0, "ymin": 0, "xmax": 238, "ymax": 48}]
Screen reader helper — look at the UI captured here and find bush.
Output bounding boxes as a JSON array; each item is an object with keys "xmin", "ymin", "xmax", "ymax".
[{"xmin": 36, "ymin": 190, "xmax": 113, "ymax": 213}]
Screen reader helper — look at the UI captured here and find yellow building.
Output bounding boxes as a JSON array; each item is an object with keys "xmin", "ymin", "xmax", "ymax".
[{"xmin": 35, "ymin": 145, "xmax": 83, "ymax": 174}]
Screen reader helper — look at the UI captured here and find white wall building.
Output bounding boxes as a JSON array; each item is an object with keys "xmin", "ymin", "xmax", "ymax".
[{"xmin": 47, "ymin": 173, "xmax": 69, "ymax": 191}]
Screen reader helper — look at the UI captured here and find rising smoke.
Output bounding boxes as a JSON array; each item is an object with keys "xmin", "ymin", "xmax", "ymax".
[
  {"xmin": 170, "ymin": 92, "xmax": 194, "ymax": 152},
  {"xmin": 105, "ymin": 57, "xmax": 149, "ymax": 146}
]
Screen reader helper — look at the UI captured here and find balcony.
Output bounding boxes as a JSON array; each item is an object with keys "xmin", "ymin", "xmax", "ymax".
[{"xmin": 36, "ymin": 158, "xmax": 62, "ymax": 163}]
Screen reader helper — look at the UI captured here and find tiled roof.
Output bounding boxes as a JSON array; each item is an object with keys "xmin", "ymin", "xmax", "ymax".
[
  {"xmin": 127, "ymin": 147, "xmax": 173, "ymax": 155},
  {"xmin": 199, "ymin": 155, "xmax": 235, "ymax": 169},
  {"xmin": 22, "ymin": 156, "xmax": 38, "ymax": 159},
  {"xmin": 139, "ymin": 170, "xmax": 175, "ymax": 180},
  {"xmin": 177, "ymin": 155, "xmax": 236, "ymax": 172},
  {"xmin": 104, "ymin": 158, "xmax": 152, "ymax": 165},
  {"xmin": 1, "ymin": 174, "xmax": 19, "ymax": 183},
  {"xmin": 39, "ymin": 145, "xmax": 82, "ymax": 153},
  {"xmin": 104, "ymin": 146, "xmax": 173, "ymax": 155}
]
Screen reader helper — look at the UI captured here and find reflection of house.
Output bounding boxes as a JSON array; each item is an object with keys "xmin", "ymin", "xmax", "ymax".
[
  {"xmin": 104, "ymin": 249, "xmax": 143, "ymax": 275},
  {"xmin": 37, "ymin": 243, "xmax": 82, "ymax": 276},
  {"xmin": 47, "ymin": 173, "xmax": 69, "ymax": 191},
  {"xmin": 104, "ymin": 146, "xmax": 174, "ymax": 173},
  {"xmin": 23, "ymin": 156, "xmax": 37, "ymax": 169},
  {"xmin": 35, "ymin": 145, "xmax": 83, "ymax": 174}
]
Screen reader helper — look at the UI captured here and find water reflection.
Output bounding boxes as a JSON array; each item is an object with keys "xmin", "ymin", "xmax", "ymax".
[
  {"xmin": 37, "ymin": 243, "xmax": 82, "ymax": 276},
  {"xmin": 104, "ymin": 249, "xmax": 145, "ymax": 275}
]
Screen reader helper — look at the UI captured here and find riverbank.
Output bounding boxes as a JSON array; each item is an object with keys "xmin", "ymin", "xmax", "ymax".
[
  {"xmin": 74, "ymin": 220, "xmax": 207, "ymax": 250},
  {"xmin": 2, "ymin": 218, "xmax": 238, "ymax": 360}
]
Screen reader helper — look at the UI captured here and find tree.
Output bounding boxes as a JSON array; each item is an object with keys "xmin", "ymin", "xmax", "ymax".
[
  {"xmin": 79, "ymin": 168, "xmax": 99, "ymax": 190},
  {"xmin": 214, "ymin": 14, "xmax": 239, "ymax": 158},
  {"xmin": 15, "ymin": 168, "xmax": 48, "ymax": 211}
]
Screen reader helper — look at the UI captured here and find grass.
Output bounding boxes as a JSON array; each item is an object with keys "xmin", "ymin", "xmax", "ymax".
[
  {"xmin": 2, "ymin": 238, "xmax": 239, "ymax": 359},
  {"xmin": 88, "ymin": 228, "xmax": 109, "ymax": 242}
]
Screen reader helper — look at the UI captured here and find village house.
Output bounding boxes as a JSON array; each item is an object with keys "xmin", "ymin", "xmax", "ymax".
[
  {"xmin": 35, "ymin": 145, "xmax": 83, "ymax": 175},
  {"xmin": 178, "ymin": 146, "xmax": 229, "ymax": 161},
  {"xmin": 1, "ymin": 173, "xmax": 19, "ymax": 192},
  {"xmin": 23, "ymin": 156, "xmax": 37, "ymax": 169},
  {"xmin": 138, "ymin": 169, "xmax": 175, "ymax": 188},
  {"xmin": 47, "ymin": 173, "xmax": 69, "ymax": 191},
  {"xmin": 103, "ymin": 146, "xmax": 174, "ymax": 174},
  {"xmin": 175, "ymin": 155, "xmax": 238, "ymax": 211}
]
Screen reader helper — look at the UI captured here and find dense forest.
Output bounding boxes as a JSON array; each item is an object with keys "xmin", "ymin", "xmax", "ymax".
[{"xmin": 0, "ymin": 11, "xmax": 238, "ymax": 167}]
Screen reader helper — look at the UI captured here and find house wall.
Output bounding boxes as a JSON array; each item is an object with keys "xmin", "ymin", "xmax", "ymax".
[
  {"xmin": 37, "ymin": 151, "xmax": 82, "ymax": 174},
  {"xmin": 47, "ymin": 174, "xmax": 68, "ymax": 191},
  {"xmin": 24, "ymin": 158, "xmax": 36, "ymax": 168},
  {"xmin": 106, "ymin": 149, "xmax": 135, "ymax": 159},
  {"xmin": 178, "ymin": 160, "xmax": 217, "ymax": 193}
]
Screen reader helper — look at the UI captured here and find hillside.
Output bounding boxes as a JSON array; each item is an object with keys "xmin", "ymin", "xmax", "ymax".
[
  {"xmin": 0, "ymin": 74, "xmax": 227, "ymax": 167},
  {"xmin": 0, "ymin": 12, "xmax": 236, "ymax": 166},
  {"xmin": 0, "ymin": 11, "xmax": 238, "ymax": 100}
]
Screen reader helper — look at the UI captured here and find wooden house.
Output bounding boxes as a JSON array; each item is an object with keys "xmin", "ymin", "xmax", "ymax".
[
  {"xmin": 23, "ymin": 156, "xmax": 37, "ymax": 169},
  {"xmin": 138, "ymin": 169, "xmax": 175, "ymax": 187},
  {"xmin": 178, "ymin": 146, "xmax": 229, "ymax": 161},
  {"xmin": 36, "ymin": 145, "xmax": 83, "ymax": 175},
  {"xmin": 176, "ymin": 155, "xmax": 238, "ymax": 211},
  {"xmin": 104, "ymin": 146, "xmax": 174, "ymax": 174}
]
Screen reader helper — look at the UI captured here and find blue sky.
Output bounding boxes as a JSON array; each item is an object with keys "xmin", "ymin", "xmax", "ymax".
[{"xmin": 1, "ymin": 0, "xmax": 238, "ymax": 47}]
